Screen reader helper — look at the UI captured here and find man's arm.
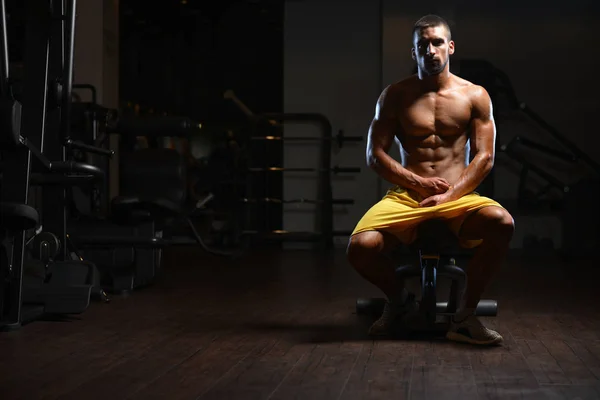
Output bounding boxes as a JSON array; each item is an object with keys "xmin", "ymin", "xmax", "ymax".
[
  {"xmin": 447, "ymin": 86, "xmax": 496, "ymax": 199},
  {"xmin": 367, "ymin": 86, "xmax": 420, "ymax": 188}
]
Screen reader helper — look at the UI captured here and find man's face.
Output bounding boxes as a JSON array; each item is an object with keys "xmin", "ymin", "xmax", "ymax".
[{"xmin": 411, "ymin": 26, "xmax": 454, "ymax": 76}]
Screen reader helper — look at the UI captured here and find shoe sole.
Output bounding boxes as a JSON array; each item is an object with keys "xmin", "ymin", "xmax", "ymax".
[{"xmin": 446, "ymin": 331, "xmax": 503, "ymax": 346}]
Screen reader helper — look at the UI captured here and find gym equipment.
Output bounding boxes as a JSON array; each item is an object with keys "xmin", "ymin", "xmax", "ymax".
[
  {"xmin": 356, "ymin": 220, "xmax": 498, "ymax": 336},
  {"xmin": 69, "ymin": 121, "xmax": 238, "ymax": 293},
  {"xmin": 247, "ymin": 166, "xmax": 360, "ymax": 173},
  {"xmin": 108, "ymin": 115, "xmax": 201, "ymax": 137},
  {"xmin": 456, "ymin": 59, "xmax": 598, "ymax": 209},
  {"xmin": 225, "ymin": 91, "xmax": 361, "ymax": 248},
  {"xmin": 0, "ymin": 203, "xmax": 40, "ymax": 327},
  {"xmin": 249, "ymin": 129, "xmax": 362, "ymax": 149},
  {"xmin": 240, "ymin": 198, "xmax": 354, "ymax": 205},
  {"xmin": 501, "ymin": 137, "xmax": 571, "ymax": 209},
  {"xmin": 0, "ymin": 0, "xmax": 106, "ymax": 330}
]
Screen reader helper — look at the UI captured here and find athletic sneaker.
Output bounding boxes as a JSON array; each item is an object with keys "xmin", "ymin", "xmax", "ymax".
[
  {"xmin": 368, "ymin": 293, "xmax": 419, "ymax": 336},
  {"xmin": 446, "ymin": 314, "xmax": 503, "ymax": 345}
]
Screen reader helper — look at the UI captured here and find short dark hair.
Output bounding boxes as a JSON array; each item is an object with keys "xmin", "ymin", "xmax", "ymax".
[{"xmin": 412, "ymin": 15, "xmax": 452, "ymax": 41}]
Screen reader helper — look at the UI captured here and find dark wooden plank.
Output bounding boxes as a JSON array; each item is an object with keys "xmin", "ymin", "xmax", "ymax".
[
  {"xmin": 198, "ymin": 295, "xmax": 359, "ymax": 400},
  {"xmin": 2, "ymin": 320, "xmax": 184, "ymax": 400},
  {"xmin": 539, "ymin": 384, "xmax": 600, "ymax": 399},
  {"xmin": 338, "ymin": 341, "xmax": 413, "ymax": 400},
  {"xmin": 198, "ymin": 339, "xmax": 315, "ymax": 400},
  {"xmin": 564, "ymin": 340, "xmax": 600, "ymax": 380},
  {"xmin": 57, "ymin": 328, "xmax": 225, "ymax": 400},
  {"xmin": 506, "ymin": 313, "xmax": 566, "ymax": 341},
  {"xmin": 409, "ymin": 340, "xmax": 477, "ymax": 398},
  {"xmin": 476, "ymin": 381, "xmax": 545, "ymax": 399},
  {"xmin": 470, "ymin": 330, "xmax": 538, "ymax": 386},
  {"xmin": 517, "ymin": 338, "xmax": 599, "ymax": 385},
  {"xmin": 555, "ymin": 314, "xmax": 600, "ymax": 342},
  {"xmin": 126, "ymin": 331, "xmax": 271, "ymax": 400},
  {"xmin": 0, "ymin": 321, "xmax": 121, "ymax": 385},
  {"xmin": 410, "ymin": 383, "xmax": 479, "ymax": 400},
  {"xmin": 265, "ymin": 341, "xmax": 364, "ymax": 400},
  {"xmin": 516, "ymin": 339, "xmax": 570, "ymax": 385},
  {"xmin": 0, "ymin": 302, "xmax": 140, "ymax": 384},
  {"xmin": 0, "ymin": 295, "xmax": 184, "ymax": 386}
]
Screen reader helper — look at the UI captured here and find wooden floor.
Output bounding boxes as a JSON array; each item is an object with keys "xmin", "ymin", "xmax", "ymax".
[{"xmin": 1, "ymin": 246, "xmax": 600, "ymax": 400}]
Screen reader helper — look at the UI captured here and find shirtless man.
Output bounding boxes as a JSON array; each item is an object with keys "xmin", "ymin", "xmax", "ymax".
[{"xmin": 347, "ymin": 15, "xmax": 514, "ymax": 345}]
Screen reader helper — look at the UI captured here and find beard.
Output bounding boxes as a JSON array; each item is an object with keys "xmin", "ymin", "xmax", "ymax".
[{"xmin": 421, "ymin": 58, "xmax": 448, "ymax": 76}]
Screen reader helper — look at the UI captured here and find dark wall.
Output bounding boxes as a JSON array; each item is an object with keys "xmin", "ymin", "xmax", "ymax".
[{"xmin": 119, "ymin": 0, "xmax": 283, "ymax": 122}]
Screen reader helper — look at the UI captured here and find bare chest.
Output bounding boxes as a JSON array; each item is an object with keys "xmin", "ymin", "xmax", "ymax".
[{"xmin": 398, "ymin": 93, "xmax": 472, "ymax": 139}]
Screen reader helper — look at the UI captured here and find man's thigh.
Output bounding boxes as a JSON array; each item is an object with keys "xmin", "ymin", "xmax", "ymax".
[
  {"xmin": 352, "ymin": 194, "xmax": 432, "ymax": 246},
  {"xmin": 449, "ymin": 205, "xmax": 511, "ymax": 241}
]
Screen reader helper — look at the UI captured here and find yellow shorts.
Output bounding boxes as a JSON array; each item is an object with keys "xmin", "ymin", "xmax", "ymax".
[{"xmin": 351, "ymin": 186, "xmax": 504, "ymax": 248}]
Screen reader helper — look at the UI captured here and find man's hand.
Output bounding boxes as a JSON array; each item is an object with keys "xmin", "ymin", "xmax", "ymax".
[
  {"xmin": 415, "ymin": 176, "xmax": 451, "ymax": 197},
  {"xmin": 419, "ymin": 190, "xmax": 458, "ymax": 207}
]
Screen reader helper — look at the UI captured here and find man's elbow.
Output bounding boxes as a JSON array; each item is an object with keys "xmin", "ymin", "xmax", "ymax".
[
  {"xmin": 481, "ymin": 152, "xmax": 494, "ymax": 172},
  {"xmin": 366, "ymin": 150, "xmax": 383, "ymax": 170}
]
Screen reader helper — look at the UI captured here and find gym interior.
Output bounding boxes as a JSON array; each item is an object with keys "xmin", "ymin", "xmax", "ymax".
[{"xmin": 1, "ymin": 1, "xmax": 599, "ymax": 399}]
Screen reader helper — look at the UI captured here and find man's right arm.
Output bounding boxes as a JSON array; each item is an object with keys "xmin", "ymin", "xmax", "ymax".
[{"xmin": 366, "ymin": 85, "xmax": 423, "ymax": 190}]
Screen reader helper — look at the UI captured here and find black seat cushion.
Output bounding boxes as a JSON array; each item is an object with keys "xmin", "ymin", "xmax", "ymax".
[
  {"xmin": 410, "ymin": 219, "xmax": 469, "ymax": 255},
  {"xmin": 111, "ymin": 196, "xmax": 182, "ymax": 225},
  {"xmin": 111, "ymin": 148, "xmax": 188, "ymax": 224},
  {"xmin": 0, "ymin": 202, "xmax": 39, "ymax": 231}
]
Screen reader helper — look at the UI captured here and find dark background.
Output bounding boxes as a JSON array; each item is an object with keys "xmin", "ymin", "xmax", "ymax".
[{"xmin": 119, "ymin": 0, "xmax": 284, "ymax": 123}]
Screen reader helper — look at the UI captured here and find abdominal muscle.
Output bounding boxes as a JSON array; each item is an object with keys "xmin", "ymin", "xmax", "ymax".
[{"xmin": 399, "ymin": 135, "xmax": 469, "ymax": 188}]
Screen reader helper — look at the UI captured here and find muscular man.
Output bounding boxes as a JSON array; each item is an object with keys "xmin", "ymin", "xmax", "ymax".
[{"xmin": 347, "ymin": 15, "xmax": 514, "ymax": 345}]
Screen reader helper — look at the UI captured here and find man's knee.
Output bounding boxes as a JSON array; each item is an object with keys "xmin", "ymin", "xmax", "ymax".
[
  {"xmin": 461, "ymin": 206, "xmax": 515, "ymax": 243},
  {"xmin": 483, "ymin": 207, "xmax": 515, "ymax": 240},
  {"xmin": 347, "ymin": 231, "xmax": 386, "ymax": 266}
]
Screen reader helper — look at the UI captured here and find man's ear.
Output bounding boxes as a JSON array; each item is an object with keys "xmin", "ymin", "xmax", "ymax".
[
  {"xmin": 411, "ymin": 47, "xmax": 416, "ymax": 60},
  {"xmin": 448, "ymin": 40, "xmax": 455, "ymax": 56}
]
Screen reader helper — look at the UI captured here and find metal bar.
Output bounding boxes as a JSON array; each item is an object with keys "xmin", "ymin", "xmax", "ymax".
[
  {"xmin": 262, "ymin": 112, "xmax": 333, "ymax": 249},
  {"xmin": 495, "ymin": 64, "xmax": 599, "ymax": 175},
  {"xmin": 20, "ymin": 136, "xmax": 51, "ymax": 170},
  {"xmin": 492, "ymin": 67, "xmax": 521, "ymax": 109},
  {"xmin": 110, "ymin": 116, "xmax": 201, "ymax": 137},
  {"xmin": 1, "ymin": 0, "xmax": 49, "ymax": 329},
  {"xmin": 43, "ymin": 0, "xmax": 67, "ymax": 260},
  {"xmin": 0, "ymin": 0, "xmax": 9, "ymax": 94},
  {"xmin": 65, "ymin": 138, "xmax": 114, "ymax": 157},
  {"xmin": 72, "ymin": 83, "xmax": 96, "ymax": 104},
  {"xmin": 513, "ymin": 136, "xmax": 577, "ymax": 163},
  {"xmin": 520, "ymin": 104, "xmax": 600, "ymax": 176},
  {"xmin": 247, "ymin": 166, "xmax": 360, "ymax": 173},
  {"xmin": 504, "ymin": 147, "xmax": 570, "ymax": 193},
  {"xmin": 240, "ymin": 197, "xmax": 354, "ymax": 205},
  {"xmin": 60, "ymin": 0, "xmax": 76, "ymax": 144},
  {"xmin": 249, "ymin": 135, "xmax": 362, "ymax": 142}
]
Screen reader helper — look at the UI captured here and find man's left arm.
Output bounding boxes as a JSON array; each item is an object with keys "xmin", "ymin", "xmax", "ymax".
[
  {"xmin": 420, "ymin": 86, "xmax": 495, "ymax": 206},
  {"xmin": 448, "ymin": 86, "xmax": 496, "ymax": 199}
]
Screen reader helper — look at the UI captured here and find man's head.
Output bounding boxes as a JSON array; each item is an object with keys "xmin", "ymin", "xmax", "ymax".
[{"xmin": 411, "ymin": 15, "xmax": 454, "ymax": 76}]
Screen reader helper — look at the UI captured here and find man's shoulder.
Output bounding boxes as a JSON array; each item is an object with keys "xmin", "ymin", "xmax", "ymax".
[
  {"xmin": 389, "ymin": 75, "xmax": 419, "ymax": 91},
  {"xmin": 451, "ymin": 74, "xmax": 489, "ymax": 98}
]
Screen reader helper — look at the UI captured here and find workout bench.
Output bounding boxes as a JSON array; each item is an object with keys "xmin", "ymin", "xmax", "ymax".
[{"xmin": 356, "ymin": 219, "xmax": 498, "ymax": 335}]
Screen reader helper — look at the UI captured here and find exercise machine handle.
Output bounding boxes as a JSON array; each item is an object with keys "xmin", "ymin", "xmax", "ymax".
[
  {"xmin": 109, "ymin": 116, "xmax": 201, "ymax": 137},
  {"xmin": 65, "ymin": 138, "xmax": 114, "ymax": 158},
  {"xmin": 49, "ymin": 161, "xmax": 104, "ymax": 180}
]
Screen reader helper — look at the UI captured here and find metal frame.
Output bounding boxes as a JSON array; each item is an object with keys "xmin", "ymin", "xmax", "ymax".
[{"xmin": 0, "ymin": 0, "xmax": 79, "ymax": 330}]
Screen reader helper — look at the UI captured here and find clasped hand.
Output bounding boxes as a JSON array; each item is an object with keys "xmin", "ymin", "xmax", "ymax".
[{"xmin": 415, "ymin": 177, "xmax": 457, "ymax": 207}]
